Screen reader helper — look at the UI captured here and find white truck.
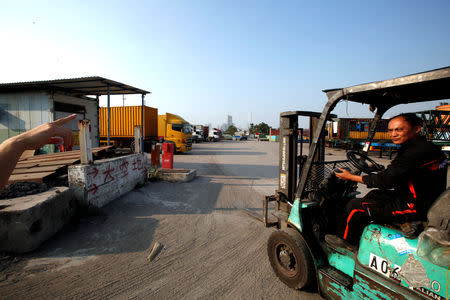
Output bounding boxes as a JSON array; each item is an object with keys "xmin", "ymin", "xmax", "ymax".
[
  {"xmin": 192, "ymin": 125, "xmax": 204, "ymax": 143},
  {"xmin": 208, "ymin": 128, "xmax": 221, "ymax": 142}
]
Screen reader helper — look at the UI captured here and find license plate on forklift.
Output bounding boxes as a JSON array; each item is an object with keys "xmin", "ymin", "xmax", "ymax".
[{"xmin": 369, "ymin": 253, "xmax": 401, "ymax": 279}]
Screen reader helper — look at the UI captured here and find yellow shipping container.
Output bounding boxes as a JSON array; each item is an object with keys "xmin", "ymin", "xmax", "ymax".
[
  {"xmin": 348, "ymin": 131, "xmax": 390, "ymax": 140},
  {"xmin": 99, "ymin": 106, "xmax": 158, "ymax": 139}
]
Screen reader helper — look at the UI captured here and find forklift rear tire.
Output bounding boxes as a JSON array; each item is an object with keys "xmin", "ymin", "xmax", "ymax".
[{"xmin": 267, "ymin": 228, "xmax": 315, "ymax": 290}]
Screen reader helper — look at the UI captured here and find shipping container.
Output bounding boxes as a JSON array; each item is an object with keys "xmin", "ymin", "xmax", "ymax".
[
  {"xmin": 270, "ymin": 128, "xmax": 280, "ymax": 136},
  {"xmin": 99, "ymin": 105, "xmax": 158, "ymax": 147},
  {"xmin": 327, "ymin": 118, "xmax": 390, "ymax": 141},
  {"xmin": 348, "ymin": 131, "xmax": 390, "ymax": 140}
]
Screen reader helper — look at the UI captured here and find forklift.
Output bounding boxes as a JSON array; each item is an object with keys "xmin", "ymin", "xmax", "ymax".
[{"xmin": 263, "ymin": 67, "xmax": 450, "ymax": 299}]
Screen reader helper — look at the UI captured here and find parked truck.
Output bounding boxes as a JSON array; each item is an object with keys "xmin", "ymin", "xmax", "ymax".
[
  {"xmin": 203, "ymin": 126, "xmax": 209, "ymax": 141},
  {"xmin": 192, "ymin": 125, "xmax": 205, "ymax": 143},
  {"xmin": 208, "ymin": 128, "xmax": 221, "ymax": 142},
  {"xmin": 99, "ymin": 105, "xmax": 158, "ymax": 151},
  {"xmin": 158, "ymin": 113, "xmax": 192, "ymax": 153}
]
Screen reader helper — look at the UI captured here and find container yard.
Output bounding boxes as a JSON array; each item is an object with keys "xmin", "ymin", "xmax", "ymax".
[{"xmin": 1, "ymin": 2, "xmax": 450, "ymax": 298}]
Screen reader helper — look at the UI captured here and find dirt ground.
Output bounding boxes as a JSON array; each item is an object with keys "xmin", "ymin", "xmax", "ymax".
[{"xmin": 0, "ymin": 140, "xmax": 440, "ymax": 299}]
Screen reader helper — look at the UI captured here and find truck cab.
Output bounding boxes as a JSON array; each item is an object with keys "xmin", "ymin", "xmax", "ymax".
[
  {"xmin": 192, "ymin": 125, "xmax": 204, "ymax": 143},
  {"xmin": 208, "ymin": 128, "xmax": 221, "ymax": 142},
  {"xmin": 158, "ymin": 113, "xmax": 192, "ymax": 153}
]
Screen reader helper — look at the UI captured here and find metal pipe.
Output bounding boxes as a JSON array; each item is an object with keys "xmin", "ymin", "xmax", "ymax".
[
  {"xmin": 107, "ymin": 84, "xmax": 111, "ymax": 146},
  {"xmin": 296, "ymin": 90, "xmax": 342, "ymax": 198},
  {"xmin": 96, "ymin": 95, "xmax": 100, "ymax": 147},
  {"xmin": 299, "ymin": 127, "xmax": 304, "ymax": 163},
  {"xmin": 141, "ymin": 93, "xmax": 145, "ymax": 153}
]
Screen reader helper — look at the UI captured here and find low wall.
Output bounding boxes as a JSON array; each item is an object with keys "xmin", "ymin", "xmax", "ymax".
[
  {"xmin": 69, "ymin": 153, "xmax": 148, "ymax": 208},
  {"xmin": 0, "ymin": 187, "xmax": 75, "ymax": 253}
]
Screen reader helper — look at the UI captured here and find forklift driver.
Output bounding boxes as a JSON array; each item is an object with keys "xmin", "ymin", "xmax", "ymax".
[{"xmin": 331, "ymin": 113, "xmax": 447, "ymax": 247}]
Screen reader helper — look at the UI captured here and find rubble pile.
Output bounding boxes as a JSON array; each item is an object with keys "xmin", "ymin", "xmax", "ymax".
[{"xmin": 0, "ymin": 182, "xmax": 49, "ymax": 200}]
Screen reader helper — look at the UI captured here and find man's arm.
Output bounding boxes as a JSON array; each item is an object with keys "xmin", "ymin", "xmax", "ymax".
[
  {"xmin": 0, "ymin": 114, "xmax": 77, "ymax": 193},
  {"xmin": 335, "ymin": 168, "xmax": 364, "ymax": 183}
]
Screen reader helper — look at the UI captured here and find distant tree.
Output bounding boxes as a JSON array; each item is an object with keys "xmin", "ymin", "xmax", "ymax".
[
  {"xmin": 249, "ymin": 123, "xmax": 256, "ymax": 134},
  {"xmin": 249, "ymin": 122, "xmax": 270, "ymax": 135},
  {"xmin": 225, "ymin": 124, "xmax": 238, "ymax": 136},
  {"xmin": 257, "ymin": 122, "xmax": 270, "ymax": 135}
]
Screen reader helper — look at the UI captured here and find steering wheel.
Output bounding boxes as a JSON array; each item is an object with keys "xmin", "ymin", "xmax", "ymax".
[{"xmin": 346, "ymin": 151, "xmax": 385, "ymax": 174}]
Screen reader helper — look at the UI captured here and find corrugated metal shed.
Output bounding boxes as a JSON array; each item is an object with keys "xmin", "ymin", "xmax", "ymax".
[
  {"xmin": 0, "ymin": 77, "xmax": 150, "ymax": 96},
  {"xmin": 0, "ymin": 77, "xmax": 151, "ymax": 150}
]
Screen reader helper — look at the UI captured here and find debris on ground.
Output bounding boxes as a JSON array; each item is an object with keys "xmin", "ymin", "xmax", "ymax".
[
  {"xmin": 0, "ymin": 182, "xmax": 49, "ymax": 200},
  {"xmin": 147, "ymin": 241, "xmax": 164, "ymax": 262}
]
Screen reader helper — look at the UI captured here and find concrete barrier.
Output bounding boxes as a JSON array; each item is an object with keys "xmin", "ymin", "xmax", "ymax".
[
  {"xmin": 160, "ymin": 169, "xmax": 196, "ymax": 182},
  {"xmin": 69, "ymin": 153, "xmax": 148, "ymax": 208},
  {"xmin": 0, "ymin": 187, "xmax": 76, "ymax": 253}
]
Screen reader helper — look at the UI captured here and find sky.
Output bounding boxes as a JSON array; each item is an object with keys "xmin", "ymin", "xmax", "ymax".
[{"xmin": 1, "ymin": 0, "xmax": 449, "ymax": 129}]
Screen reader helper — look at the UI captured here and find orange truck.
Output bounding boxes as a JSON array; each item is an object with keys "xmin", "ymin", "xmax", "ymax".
[{"xmin": 99, "ymin": 105, "xmax": 158, "ymax": 151}]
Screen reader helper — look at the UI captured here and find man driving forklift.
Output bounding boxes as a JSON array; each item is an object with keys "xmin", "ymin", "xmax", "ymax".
[{"xmin": 330, "ymin": 113, "xmax": 448, "ymax": 247}]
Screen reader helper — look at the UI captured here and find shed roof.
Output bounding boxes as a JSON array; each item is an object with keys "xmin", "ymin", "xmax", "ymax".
[
  {"xmin": 323, "ymin": 66, "xmax": 450, "ymax": 106},
  {"xmin": 0, "ymin": 76, "xmax": 150, "ymax": 96}
]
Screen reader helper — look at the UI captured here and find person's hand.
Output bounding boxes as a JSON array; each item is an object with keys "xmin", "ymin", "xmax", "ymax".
[
  {"xmin": 334, "ymin": 168, "xmax": 364, "ymax": 183},
  {"xmin": 14, "ymin": 114, "xmax": 77, "ymax": 151},
  {"xmin": 334, "ymin": 168, "xmax": 354, "ymax": 181}
]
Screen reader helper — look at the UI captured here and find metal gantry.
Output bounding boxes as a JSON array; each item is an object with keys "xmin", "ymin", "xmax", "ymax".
[{"xmin": 416, "ymin": 110, "xmax": 450, "ymax": 142}]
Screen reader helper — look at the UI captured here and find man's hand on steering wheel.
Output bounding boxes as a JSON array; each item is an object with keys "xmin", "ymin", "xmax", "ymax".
[
  {"xmin": 334, "ymin": 168, "xmax": 364, "ymax": 183},
  {"xmin": 333, "ymin": 151, "xmax": 384, "ymax": 184},
  {"xmin": 346, "ymin": 150, "xmax": 385, "ymax": 174}
]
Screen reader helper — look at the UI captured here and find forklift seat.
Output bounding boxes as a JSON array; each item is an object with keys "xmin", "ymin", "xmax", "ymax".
[
  {"xmin": 416, "ymin": 189, "xmax": 450, "ymax": 267},
  {"xmin": 384, "ymin": 189, "xmax": 450, "ymax": 239},
  {"xmin": 427, "ymin": 188, "xmax": 450, "ymax": 234}
]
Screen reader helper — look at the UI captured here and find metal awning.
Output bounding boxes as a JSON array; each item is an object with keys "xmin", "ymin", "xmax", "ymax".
[
  {"xmin": 0, "ymin": 76, "xmax": 150, "ymax": 96},
  {"xmin": 323, "ymin": 66, "xmax": 450, "ymax": 106}
]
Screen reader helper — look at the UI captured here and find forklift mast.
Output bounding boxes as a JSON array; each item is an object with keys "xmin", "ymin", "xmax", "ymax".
[{"xmin": 277, "ymin": 111, "xmax": 333, "ymax": 203}]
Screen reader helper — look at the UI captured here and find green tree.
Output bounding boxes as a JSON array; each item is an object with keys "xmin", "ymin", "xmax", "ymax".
[
  {"xmin": 225, "ymin": 124, "xmax": 238, "ymax": 136},
  {"xmin": 249, "ymin": 122, "xmax": 270, "ymax": 135},
  {"xmin": 249, "ymin": 123, "xmax": 256, "ymax": 134},
  {"xmin": 257, "ymin": 122, "xmax": 270, "ymax": 135}
]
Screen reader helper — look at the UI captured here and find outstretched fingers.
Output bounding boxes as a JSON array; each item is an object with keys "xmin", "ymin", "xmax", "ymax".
[{"xmin": 52, "ymin": 114, "xmax": 77, "ymax": 126}]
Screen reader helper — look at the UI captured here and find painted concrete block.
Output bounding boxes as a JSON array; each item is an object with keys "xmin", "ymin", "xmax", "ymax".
[
  {"xmin": 68, "ymin": 153, "xmax": 148, "ymax": 208},
  {"xmin": 0, "ymin": 187, "xmax": 76, "ymax": 253}
]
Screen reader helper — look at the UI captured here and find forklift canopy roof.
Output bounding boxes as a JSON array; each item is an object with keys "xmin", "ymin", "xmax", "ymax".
[
  {"xmin": 0, "ymin": 76, "xmax": 150, "ymax": 96},
  {"xmin": 323, "ymin": 66, "xmax": 450, "ymax": 106},
  {"xmin": 297, "ymin": 66, "xmax": 450, "ymax": 199}
]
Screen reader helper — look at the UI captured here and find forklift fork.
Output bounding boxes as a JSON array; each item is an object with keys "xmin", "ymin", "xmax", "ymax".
[{"xmin": 263, "ymin": 195, "xmax": 278, "ymax": 227}]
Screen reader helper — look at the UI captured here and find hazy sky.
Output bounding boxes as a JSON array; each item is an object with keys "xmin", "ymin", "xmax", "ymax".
[{"xmin": 1, "ymin": 0, "xmax": 449, "ymax": 129}]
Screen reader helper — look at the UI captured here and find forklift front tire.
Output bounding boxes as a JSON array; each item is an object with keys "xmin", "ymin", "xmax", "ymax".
[{"xmin": 267, "ymin": 228, "xmax": 315, "ymax": 290}]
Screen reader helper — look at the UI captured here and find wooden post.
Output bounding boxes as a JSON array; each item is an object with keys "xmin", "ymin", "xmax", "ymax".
[
  {"xmin": 134, "ymin": 126, "xmax": 142, "ymax": 153},
  {"xmin": 79, "ymin": 120, "xmax": 93, "ymax": 164}
]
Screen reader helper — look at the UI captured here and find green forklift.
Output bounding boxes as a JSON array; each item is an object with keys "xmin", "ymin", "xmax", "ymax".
[{"xmin": 263, "ymin": 67, "xmax": 450, "ymax": 299}]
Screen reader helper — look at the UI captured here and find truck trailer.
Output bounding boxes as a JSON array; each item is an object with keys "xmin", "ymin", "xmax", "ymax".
[{"xmin": 99, "ymin": 105, "xmax": 158, "ymax": 151}]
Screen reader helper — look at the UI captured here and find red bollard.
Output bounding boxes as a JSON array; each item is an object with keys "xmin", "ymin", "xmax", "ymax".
[
  {"xmin": 151, "ymin": 144, "xmax": 161, "ymax": 167},
  {"xmin": 162, "ymin": 142, "xmax": 174, "ymax": 169}
]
